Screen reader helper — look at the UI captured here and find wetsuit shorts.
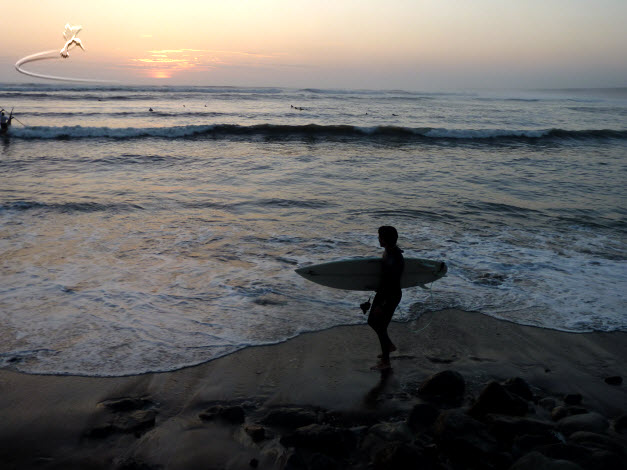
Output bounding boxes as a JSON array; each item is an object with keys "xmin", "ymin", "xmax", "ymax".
[{"xmin": 371, "ymin": 290, "xmax": 402, "ymax": 317}]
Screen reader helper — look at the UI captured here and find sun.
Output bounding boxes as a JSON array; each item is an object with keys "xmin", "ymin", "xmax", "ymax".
[{"xmin": 151, "ymin": 70, "xmax": 172, "ymax": 79}]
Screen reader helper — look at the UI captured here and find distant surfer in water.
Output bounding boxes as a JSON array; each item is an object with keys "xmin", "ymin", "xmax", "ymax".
[
  {"xmin": 0, "ymin": 111, "xmax": 13, "ymax": 132},
  {"xmin": 366, "ymin": 226, "xmax": 404, "ymax": 370}
]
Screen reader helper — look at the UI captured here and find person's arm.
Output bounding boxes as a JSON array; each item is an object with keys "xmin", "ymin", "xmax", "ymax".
[{"xmin": 380, "ymin": 250, "xmax": 404, "ymax": 293}]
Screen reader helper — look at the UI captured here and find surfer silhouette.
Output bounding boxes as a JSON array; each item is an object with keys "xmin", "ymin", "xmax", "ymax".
[
  {"xmin": 366, "ymin": 226, "xmax": 404, "ymax": 371},
  {"xmin": 0, "ymin": 111, "xmax": 13, "ymax": 132}
]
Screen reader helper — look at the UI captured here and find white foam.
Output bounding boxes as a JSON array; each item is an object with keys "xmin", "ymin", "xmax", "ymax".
[
  {"xmin": 423, "ymin": 128, "xmax": 548, "ymax": 139},
  {"xmin": 406, "ymin": 228, "xmax": 627, "ymax": 333},
  {"xmin": 10, "ymin": 124, "xmax": 217, "ymax": 140}
]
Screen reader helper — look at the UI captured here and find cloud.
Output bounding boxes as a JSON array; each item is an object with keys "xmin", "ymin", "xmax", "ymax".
[
  {"xmin": 148, "ymin": 49, "xmax": 207, "ymax": 54},
  {"xmin": 126, "ymin": 48, "xmax": 285, "ymax": 79}
]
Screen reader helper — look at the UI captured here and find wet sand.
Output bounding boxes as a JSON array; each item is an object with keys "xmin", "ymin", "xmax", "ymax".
[{"xmin": 1, "ymin": 309, "xmax": 625, "ymax": 469}]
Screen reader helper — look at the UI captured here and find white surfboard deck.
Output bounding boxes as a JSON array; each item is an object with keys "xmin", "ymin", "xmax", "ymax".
[{"xmin": 295, "ymin": 257, "xmax": 447, "ymax": 291}]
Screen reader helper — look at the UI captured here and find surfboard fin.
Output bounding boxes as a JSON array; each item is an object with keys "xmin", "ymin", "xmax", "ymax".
[{"xmin": 360, "ymin": 296, "xmax": 371, "ymax": 314}]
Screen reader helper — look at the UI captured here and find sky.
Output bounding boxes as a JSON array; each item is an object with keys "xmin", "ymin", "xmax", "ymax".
[{"xmin": 1, "ymin": 0, "xmax": 626, "ymax": 90}]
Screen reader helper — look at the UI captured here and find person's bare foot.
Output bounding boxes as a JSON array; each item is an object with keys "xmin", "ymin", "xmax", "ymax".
[
  {"xmin": 377, "ymin": 344, "xmax": 397, "ymax": 358},
  {"xmin": 370, "ymin": 361, "xmax": 392, "ymax": 371}
]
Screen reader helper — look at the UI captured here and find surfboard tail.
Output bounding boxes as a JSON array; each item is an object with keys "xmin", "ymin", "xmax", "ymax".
[{"xmin": 438, "ymin": 261, "xmax": 448, "ymax": 276}]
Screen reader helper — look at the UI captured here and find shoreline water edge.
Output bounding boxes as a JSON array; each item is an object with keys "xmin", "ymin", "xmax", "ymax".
[{"xmin": 1, "ymin": 309, "xmax": 625, "ymax": 469}]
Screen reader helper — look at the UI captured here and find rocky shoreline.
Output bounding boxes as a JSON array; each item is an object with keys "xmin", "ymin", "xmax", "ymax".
[{"xmin": 85, "ymin": 370, "xmax": 626, "ymax": 470}]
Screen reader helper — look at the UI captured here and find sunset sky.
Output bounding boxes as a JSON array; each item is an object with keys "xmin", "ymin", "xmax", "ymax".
[{"xmin": 1, "ymin": 0, "xmax": 625, "ymax": 90}]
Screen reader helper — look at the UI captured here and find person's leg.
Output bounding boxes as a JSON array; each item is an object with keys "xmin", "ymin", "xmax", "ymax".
[
  {"xmin": 368, "ymin": 292, "xmax": 401, "ymax": 368},
  {"xmin": 368, "ymin": 303, "xmax": 395, "ymax": 368},
  {"xmin": 376, "ymin": 310, "xmax": 394, "ymax": 362}
]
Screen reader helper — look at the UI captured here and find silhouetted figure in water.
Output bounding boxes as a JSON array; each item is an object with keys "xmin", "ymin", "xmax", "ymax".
[{"xmin": 0, "ymin": 111, "xmax": 13, "ymax": 131}]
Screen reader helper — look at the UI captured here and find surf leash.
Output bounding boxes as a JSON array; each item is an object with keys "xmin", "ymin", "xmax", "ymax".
[{"xmin": 411, "ymin": 283, "xmax": 436, "ymax": 334}]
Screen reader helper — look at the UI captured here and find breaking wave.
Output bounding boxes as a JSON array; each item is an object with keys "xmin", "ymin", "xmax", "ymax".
[
  {"xmin": 6, "ymin": 124, "xmax": 627, "ymax": 142},
  {"xmin": 0, "ymin": 200, "xmax": 143, "ymax": 214}
]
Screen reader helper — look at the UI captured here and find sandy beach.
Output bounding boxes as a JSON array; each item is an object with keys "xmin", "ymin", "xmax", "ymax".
[{"xmin": 1, "ymin": 309, "xmax": 626, "ymax": 469}]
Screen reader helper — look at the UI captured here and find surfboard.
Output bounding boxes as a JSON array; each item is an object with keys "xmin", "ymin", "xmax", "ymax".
[{"xmin": 295, "ymin": 257, "xmax": 447, "ymax": 291}]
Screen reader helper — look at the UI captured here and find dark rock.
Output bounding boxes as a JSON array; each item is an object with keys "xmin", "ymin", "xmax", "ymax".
[
  {"xmin": 583, "ymin": 450, "xmax": 627, "ymax": 470},
  {"xmin": 468, "ymin": 381, "xmax": 528, "ymax": 417},
  {"xmin": 85, "ymin": 423, "xmax": 115, "ymax": 438},
  {"xmin": 361, "ymin": 422, "xmax": 414, "ymax": 458},
  {"xmin": 280, "ymin": 424, "xmax": 356, "ymax": 456},
  {"xmin": 604, "ymin": 376, "xmax": 622, "ymax": 386},
  {"xmin": 116, "ymin": 458, "xmax": 161, "ymax": 470},
  {"xmin": 551, "ymin": 406, "xmax": 588, "ymax": 421},
  {"xmin": 346, "ymin": 424, "xmax": 369, "ymax": 441},
  {"xmin": 538, "ymin": 442, "xmax": 626, "ymax": 470},
  {"xmin": 417, "ymin": 370, "xmax": 465, "ymax": 404},
  {"xmin": 491, "ymin": 451, "xmax": 515, "ymax": 469},
  {"xmin": 407, "ymin": 403, "xmax": 440, "ymax": 431},
  {"xmin": 569, "ymin": 431, "xmax": 627, "ymax": 455},
  {"xmin": 509, "ymin": 451, "xmax": 585, "ymax": 470},
  {"xmin": 199, "ymin": 405, "xmax": 245, "ymax": 424},
  {"xmin": 245, "ymin": 424, "xmax": 266, "ymax": 442},
  {"xmin": 538, "ymin": 397, "xmax": 557, "ymax": 411},
  {"xmin": 372, "ymin": 441, "xmax": 427, "ymax": 470},
  {"xmin": 86, "ymin": 410, "xmax": 157, "ymax": 438},
  {"xmin": 535, "ymin": 443, "xmax": 591, "ymax": 468},
  {"xmin": 284, "ymin": 451, "xmax": 307, "ymax": 470},
  {"xmin": 323, "ymin": 409, "xmax": 381, "ymax": 427},
  {"xmin": 485, "ymin": 414, "xmax": 556, "ymax": 444},
  {"xmin": 249, "ymin": 458, "xmax": 259, "ymax": 468},
  {"xmin": 564, "ymin": 394, "xmax": 583, "ymax": 406},
  {"xmin": 556, "ymin": 412, "xmax": 609, "ymax": 436},
  {"xmin": 425, "ymin": 355, "xmax": 455, "ymax": 364},
  {"xmin": 261, "ymin": 407, "xmax": 318, "ymax": 429},
  {"xmin": 503, "ymin": 377, "xmax": 534, "ymax": 401},
  {"xmin": 114, "ymin": 410, "xmax": 156, "ymax": 435},
  {"xmin": 308, "ymin": 453, "xmax": 341, "ymax": 470},
  {"xmin": 366, "ymin": 422, "xmax": 413, "ymax": 443},
  {"xmin": 100, "ymin": 397, "xmax": 154, "ymax": 412},
  {"xmin": 614, "ymin": 414, "xmax": 627, "ymax": 434},
  {"xmin": 433, "ymin": 409, "xmax": 498, "ymax": 464},
  {"xmin": 512, "ymin": 433, "xmax": 562, "ymax": 456}
]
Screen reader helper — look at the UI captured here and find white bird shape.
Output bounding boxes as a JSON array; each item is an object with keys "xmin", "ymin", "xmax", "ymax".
[{"xmin": 60, "ymin": 24, "xmax": 85, "ymax": 58}]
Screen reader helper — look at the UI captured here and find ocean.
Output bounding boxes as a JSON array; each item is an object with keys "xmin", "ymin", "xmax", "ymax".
[{"xmin": 1, "ymin": 84, "xmax": 626, "ymax": 376}]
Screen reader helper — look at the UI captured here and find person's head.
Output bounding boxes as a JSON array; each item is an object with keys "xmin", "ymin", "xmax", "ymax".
[
  {"xmin": 1, "ymin": 112, "xmax": 4, "ymax": 116},
  {"xmin": 378, "ymin": 226, "xmax": 398, "ymax": 248}
]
